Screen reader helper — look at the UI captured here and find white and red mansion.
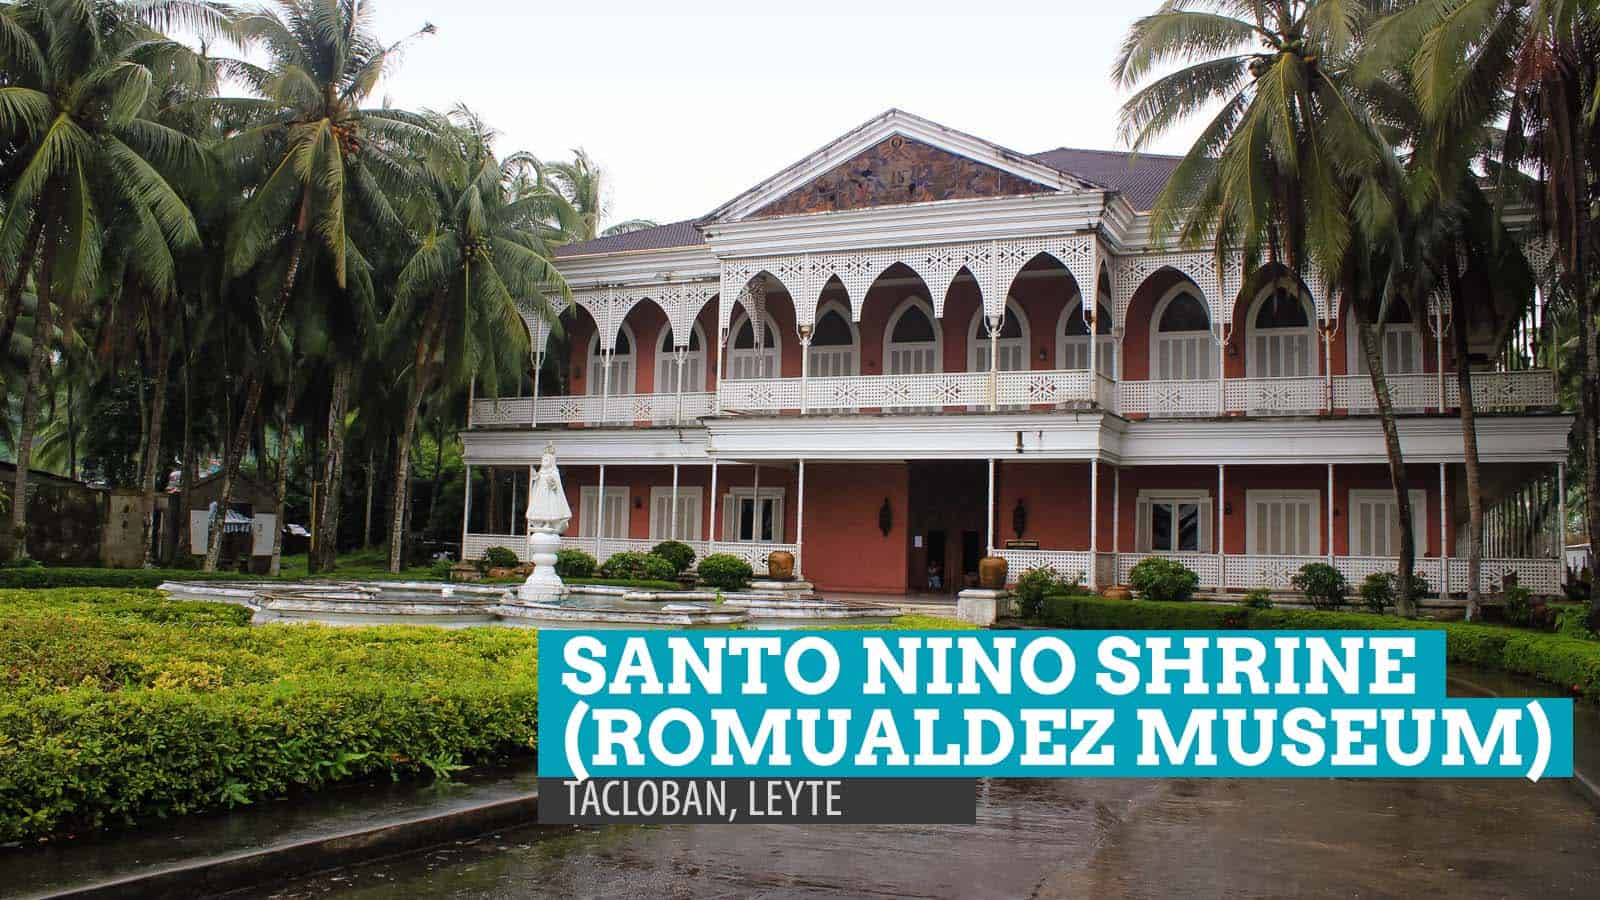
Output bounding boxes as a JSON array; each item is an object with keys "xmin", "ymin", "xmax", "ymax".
[{"xmin": 460, "ymin": 110, "xmax": 1570, "ymax": 598}]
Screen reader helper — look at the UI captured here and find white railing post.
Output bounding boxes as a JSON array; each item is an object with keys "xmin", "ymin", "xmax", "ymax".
[
  {"xmin": 675, "ymin": 348, "xmax": 686, "ymax": 426},
  {"xmin": 799, "ymin": 327, "xmax": 812, "ymax": 415},
  {"xmin": 599, "ymin": 349, "xmax": 612, "ymax": 426},
  {"xmin": 988, "ymin": 314, "xmax": 1001, "ymax": 412}
]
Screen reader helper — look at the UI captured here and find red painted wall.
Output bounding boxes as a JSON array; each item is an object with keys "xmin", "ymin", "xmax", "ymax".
[{"xmin": 801, "ymin": 463, "xmax": 910, "ymax": 594}]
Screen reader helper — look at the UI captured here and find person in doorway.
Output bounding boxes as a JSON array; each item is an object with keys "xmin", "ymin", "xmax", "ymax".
[{"xmin": 927, "ymin": 561, "xmax": 944, "ymax": 591}]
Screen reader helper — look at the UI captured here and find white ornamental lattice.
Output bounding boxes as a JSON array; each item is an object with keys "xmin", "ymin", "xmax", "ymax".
[{"xmin": 568, "ymin": 280, "xmax": 719, "ymax": 351}]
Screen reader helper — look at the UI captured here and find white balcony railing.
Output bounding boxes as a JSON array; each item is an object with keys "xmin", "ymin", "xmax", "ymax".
[
  {"xmin": 472, "ymin": 369, "xmax": 1556, "ymax": 428},
  {"xmin": 471, "ymin": 392, "xmax": 716, "ymax": 427}
]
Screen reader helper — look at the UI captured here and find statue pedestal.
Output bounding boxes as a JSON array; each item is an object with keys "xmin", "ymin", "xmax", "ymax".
[
  {"xmin": 518, "ymin": 530, "xmax": 567, "ymax": 603},
  {"xmin": 956, "ymin": 588, "xmax": 1011, "ymax": 627}
]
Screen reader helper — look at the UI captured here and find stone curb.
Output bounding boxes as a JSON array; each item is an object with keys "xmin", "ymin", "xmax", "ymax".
[{"xmin": 31, "ymin": 791, "xmax": 553, "ymax": 900}]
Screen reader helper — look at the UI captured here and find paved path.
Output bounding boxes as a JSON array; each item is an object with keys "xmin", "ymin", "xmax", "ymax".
[{"xmin": 256, "ymin": 777, "xmax": 1600, "ymax": 899}]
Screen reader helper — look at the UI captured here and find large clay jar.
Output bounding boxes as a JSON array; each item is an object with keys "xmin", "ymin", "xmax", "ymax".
[
  {"xmin": 767, "ymin": 550, "xmax": 795, "ymax": 581},
  {"xmin": 1102, "ymin": 585, "xmax": 1133, "ymax": 601},
  {"xmin": 978, "ymin": 556, "xmax": 1008, "ymax": 590}
]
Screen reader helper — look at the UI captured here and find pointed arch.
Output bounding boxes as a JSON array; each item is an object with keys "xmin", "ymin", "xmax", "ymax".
[
  {"xmin": 883, "ymin": 295, "xmax": 942, "ymax": 376},
  {"xmin": 966, "ymin": 296, "xmax": 1030, "ymax": 374},
  {"xmin": 586, "ymin": 320, "xmax": 638, "ymax": 396},
  {"xmin": 809, "ymin": 297, "xmax": 860, "ymax": 378},
  {"xmin": 1243, "ymin": 274, "xmax": 1317, "ymax": 379},
  {"xmin": 657, "ymin": 321, "xmax": 708, "ymax": 393},
  {"xmin": 1150, "ymin": 282, "xmax": 1216, "ymax": 382},
  {"xmin": 727, "ymin": 307, "xmax": 782, "ymax": 379}
]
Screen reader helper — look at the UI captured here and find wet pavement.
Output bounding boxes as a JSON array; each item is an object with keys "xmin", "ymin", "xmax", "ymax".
[{"xmin": 248, "ymin": 773, "xmax": 1600, "ymax": 899}]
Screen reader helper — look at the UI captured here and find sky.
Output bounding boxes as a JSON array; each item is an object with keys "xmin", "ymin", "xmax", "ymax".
[{"xmin": 360, "ymin": 1, "xmax": 1203, "ymax": 227}]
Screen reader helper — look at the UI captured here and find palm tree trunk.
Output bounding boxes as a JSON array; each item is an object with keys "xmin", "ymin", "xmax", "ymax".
[
  {"xmin": 140, "ymin": 332, "xmax": 171, "ymax": 567},
  {"xmin": 0, "ymin": 218, "xmax": 45, "ymax": 357},
  {"xmin": 363, "ymin": 447, "xmax": 374, "ymax": 549},
  {"xmin": 205, "ymin": 206, "xmax": 309, "ymax": 572},
  {"xmin": 1446, "ymin": 250, "xmax": 1483, "ymax": 620},
  {"xmin": 10, "ymin": 231, "xmax": 55, "ymax": 561},
  {"xmin": 388, "ymin": 373, "xmax": 430, "ymax": 573},
  {"xmin": 310, "ymin": 360, "xmax": 353, "ymax": 573},
  {"xmin": 269, "ymin": 378, "xmax": 296, "ymax": 577},
  {"xmin": 1578, "ymin": 263, "xmax": 1600, "ymax": 628},
  {"xmin": 1353, "ymin": 300, "xmax": 1417, "ymax": 617}
]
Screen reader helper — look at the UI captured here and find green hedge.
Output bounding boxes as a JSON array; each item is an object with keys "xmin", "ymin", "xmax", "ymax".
[
  {"xmin": 0, "ymin": 567, "xmax": 265, "ymax": 589},
  {"xmin": 1038, "ymin": 593, "xmax": 1600, "ymax": 700},
  {"xmin": 0, "ymin": 590, "xmax": 538, "ymax": 843}
]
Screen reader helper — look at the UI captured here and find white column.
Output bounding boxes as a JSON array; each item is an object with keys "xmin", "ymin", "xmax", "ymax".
[
  {"xmin": 1435, "ymin": 304, "xmax": 1447, "ymax": 411},
  {"xmin": 460, "ymin": 464, "xmax": 472, "ymax": 559},
  {"xmin": 670, "ymin": 463, "xmax": 680, "ymax": 541},
  {"xmin": 1089, "ymin": 459, "xmax": 1100, "ymax": 590},
  {"xmin": 796, "ymin": 459, "xmax": 806, "ymax": 577},
  {"xmin": 987, "ymin": 458, "xmax": 997, "ymax": 554},
  {"xmin": 1217, "ymin": 463, "xmax": 1226, "ymax": 590},
  {"xmin": 1087, "ymin": 307, "xmax": 1099, "ymax": 405},
  {"xmin": 594, "ymin": 464, "xmax": 605, "ymax": 557},
  {"xmin": 1112, "ymin": 466, "xmax": 1121, "ymax": 555},
  {"xmin": 530, "ymin": 352, "xmax": 541, "ymax": 427},
  {"xmin": 988, "ymin": 314, "xmax": 1001, "ymax": 412},
  {"xmin": 1322, "ymin": 327, "xmax": 1334, "ymax": 412},
  {"xmin": 709, "ymin": 459, "xmax": 719, "ymax": 546},
  {"xmin": 752, "ymin": 463, "xmax": 761, "ymax": 544},
  {"xmin": 1327, "ymin": 463, "xmax": 1335, "ymax": 564},
  {"xmin": 1439, "ymin": 462, "xmax": 1449, "ymax": 596}
]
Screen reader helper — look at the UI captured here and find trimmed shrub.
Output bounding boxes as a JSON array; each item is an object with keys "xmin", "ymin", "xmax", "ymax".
[
  {"xmin": 554, "ymin": 548, "xmax": 597, "ymax": 578},
  {"xmin": 1127, "ymin": 557, "xmax": 1199, "ymax": 603},
  {"xmin": 698, "ymin": 553, "xmax": 753, "ymax": 591},
  {"xmin": 1552, "ymin": 603, "xmax": 1599, "ymax": 641},
  {"xmin": 650, "ymin": 540, "xmax": 697, "ymax": 575},
  {"xmin": 0, "ymin": 596, "xmax": 539, "ymax": 842},
  {"xmin": 480, "ymin": 546, "xmax": 520, "ymax": 570},
  {"xmin": 1243, "ymin": 588, "xmax": 1274, "ymax": 610},
  {"xmin": 1291, "ymin": 562, "xmax": 1348, "ymax": 610},
  {"xmin": 1035, "ymin": 593, "xmax": 1600, "ymax": 701},
  {"xmin": 1358, "ymin": 572, "xmax": 1394, "ymax": 614},
  {"xmin": 1015, "ymin": 568, "xmax": 1085, "ymax": 619},
  {"xmin": 598, "ymin": 552, "xmax": 676, "ymax": 582}
]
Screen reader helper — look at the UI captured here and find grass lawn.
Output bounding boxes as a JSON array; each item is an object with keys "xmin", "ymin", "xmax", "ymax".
[{"xmin": 0, "ymin": 586, "xmax": 966, "ymax": 843}]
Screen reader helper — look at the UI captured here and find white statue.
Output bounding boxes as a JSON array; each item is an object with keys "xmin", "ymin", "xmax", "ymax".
[
  {"xmin": 519, "ymin": 442, "xmax": 571, "ymax": 603},
  {"xmin": 526, "ymin": 442, "xmax": 572, "ymax": 534}
]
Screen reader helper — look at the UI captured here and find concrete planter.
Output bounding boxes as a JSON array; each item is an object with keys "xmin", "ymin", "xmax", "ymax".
[{"xmin": 767, "ymin": 550, "xmax": 795, "ymax": 580}]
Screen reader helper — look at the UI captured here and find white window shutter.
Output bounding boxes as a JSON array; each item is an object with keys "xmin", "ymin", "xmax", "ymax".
[
  {"xmin": 722, "ymin": 494, "xmax": 738, "ymax": 543},
  {"xmin": 1199, "ymin": 499, "xmax": 1214, "ymax": 553},
  {"xmin": 579, "ymin": 488, "xmax": 597, "ymax": 538},
  {"xmin": 1136, "ymin": 499, "xmax": 1151, "ymax": 552}
]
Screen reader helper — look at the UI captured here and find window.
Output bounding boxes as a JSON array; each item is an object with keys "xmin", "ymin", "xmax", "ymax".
[
  {"xmin": 1246, "ymin": 490, "xmax": 1321, "ymax": 555},
  {"xmin": 578, "ymin": 486, "xmax": 628, "ymax": 539},
  {"xmin": 885, "ymin": 298, "xmax": 939, "ymax": 375},
  {"xmin": 728, "ymin": 312, "xmax": 780, "ymax": 379},
  {"xmin": 1351, "ymin": 300, "xmax": 1424, "ymax": 376},
  {"xmin": 655, "ymin": 325, "xmax": 705, "ymax": 393},
  {"xmin": 1058, "ymin": 298, "xmax": 1115, "ymax": 375},
  {"xmin": 722, "ymin": 488, "xmax": 784, "ymax": 543},
  {"xmin": 586, "ymin": 328, "xmax": 636, "ymax": 396},
  {"xmin": 649, "ymin": 486, "xmax": 702, "ymax": 541},
  {"xmin": 1349, "ymin": 489, "xmax": 1428, "ymax": 557},
  {"xmin": 1137, "ymin": 491, "xmax": 1213, "ymax": 553},
  {"xmin": 969, "ymin": 300, "xmax": 1028, "ymax": 374},
  {"xmin": 1248, "ymin": 286, "xmax": 1315, "ymax": 378},
  {"xmin": 1152, "ymin": 290, "xmax": 1213, "ymax": 381},
  {"xmin": 807, "ymin": 304, "xmax": 859, "ymax": 377}
]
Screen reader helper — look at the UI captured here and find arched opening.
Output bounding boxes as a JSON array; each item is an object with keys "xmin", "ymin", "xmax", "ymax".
[
  {"xmin": 1246, "ymin": 282, "xmax": 1316, "ymax": 378},
  {"xmin": 656, "ymin": 322, "xmax": 706, "ymax": 393},
  {"xmin": 727, "ymin": 309, "xmax": 781, "ymax": 379},
  {"xmin": 586, "ymin": 323, "xmax": 637, "ymax": 396},
  {"xmin": 808, "ymin": 299, "xmax": 859, "ymax": 377},
  {"xmin": 1151, "ymin": 286, "xmax": 1214, "ymax": 381},
  {"xmin": 1058, "ymin": 298, "xmax": 1114, "ymax": 374}
]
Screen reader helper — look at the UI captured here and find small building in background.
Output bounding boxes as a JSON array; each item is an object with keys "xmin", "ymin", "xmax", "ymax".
[
  {"xmin": 161, "ymin": 472, "xmax": 280, "ymax": 572},
  {"xmin": 0, "ymin": 462, "xmax": 105, "ymax": 564}
]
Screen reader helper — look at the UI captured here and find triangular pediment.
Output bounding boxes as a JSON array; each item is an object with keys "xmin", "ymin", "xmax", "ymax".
[
  {"xmin": 749, "ymin": 135, "xmax": 1052, "ymax": 218},
  {"xmin": 707, "ymin": 109, "xmax": 1101, "ymax": 223}
]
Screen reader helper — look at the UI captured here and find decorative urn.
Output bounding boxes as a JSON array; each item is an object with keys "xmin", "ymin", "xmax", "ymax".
[
  {"xmin": 767, "ymin": 550, "xmax": 795, "ymax": 581},
  {"xmin": 977, "ymin": 556, "xmax": 1008, "ymax": 590}
]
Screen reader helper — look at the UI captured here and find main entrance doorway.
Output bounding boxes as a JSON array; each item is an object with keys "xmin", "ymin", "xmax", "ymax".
[{"xmin": 906, "ymin": 461, "xmax": 989, "ymax": 593}]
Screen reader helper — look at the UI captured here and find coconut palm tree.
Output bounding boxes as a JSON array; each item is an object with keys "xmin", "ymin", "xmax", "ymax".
[
  {"xmin": 380, "ymin": 107, "xmax": 562, "ymax": 573},
  {"xmin": 0, "ymin": 0, "xmax": 215, "ymax": 559},
  {"xmin": 1114, "ymin": 0, "xmax": 1427, "ymax": 613},
  {"xmin": 201, "ymin": 0, "xmax": 434, "ymax": 571},
  {"xmin": 1375, "ymin": 0, "xmax": 1600, "ymax": 621}
]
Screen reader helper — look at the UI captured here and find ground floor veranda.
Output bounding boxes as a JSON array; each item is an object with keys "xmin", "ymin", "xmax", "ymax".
[{"xmin": 461, "ymin": 458, "xmax": 1566, "ymax": 597}]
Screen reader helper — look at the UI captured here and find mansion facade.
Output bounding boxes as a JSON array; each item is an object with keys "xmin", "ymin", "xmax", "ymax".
[{"xmin": 460, "ymin": 110, "xmax": 1570, "ymax": 598}]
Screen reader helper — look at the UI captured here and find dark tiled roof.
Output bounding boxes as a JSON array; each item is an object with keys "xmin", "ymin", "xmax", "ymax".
[
  {"xmin": 551, "ymin": 219, "xmax": 706, "ymax": 257},
  {"xmin": 1029, "ymin": 147, "xmax": 1183, "ymax": 211}
]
